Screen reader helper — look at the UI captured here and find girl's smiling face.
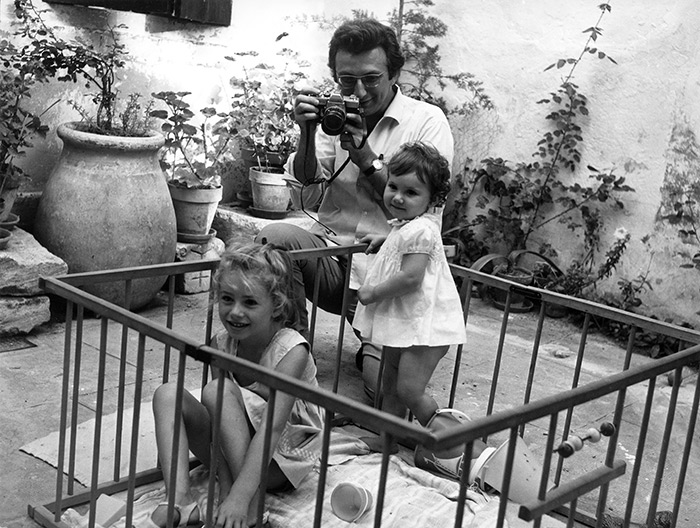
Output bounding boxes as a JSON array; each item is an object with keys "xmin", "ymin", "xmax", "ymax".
[
  {"xmin": 218, "ymin": 272, "xmax": 279, "ymax": 345},
  {"xmin": 383, "ymin": 171, "xmax": 434, "ymax": 221}
]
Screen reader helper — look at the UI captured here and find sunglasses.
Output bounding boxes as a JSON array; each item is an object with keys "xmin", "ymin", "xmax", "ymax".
[{"xmin": 337, "ymin": 73, "xmax": 385, "ymax": 90}]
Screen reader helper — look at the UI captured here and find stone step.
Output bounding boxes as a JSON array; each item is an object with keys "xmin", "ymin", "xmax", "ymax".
[
  {"xmin": 213, "ymin": 203, "xmax": 317, "ymax": 243},
  {"xmin": 0, "ymin": 228, "xmax": 67, "ymax": 336}
]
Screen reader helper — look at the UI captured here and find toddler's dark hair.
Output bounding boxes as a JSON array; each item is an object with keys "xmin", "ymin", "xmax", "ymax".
[
  {"xmin": 387, "ymin": 141, "xmax": 451, "ymax": 206},
  {"xmin": 213, "ymin": 238, "xmax": 302, "ymax": 331}
]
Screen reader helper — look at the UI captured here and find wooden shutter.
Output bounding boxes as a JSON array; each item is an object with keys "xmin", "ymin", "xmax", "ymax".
[{"xmin": 45, "ymin": 0, "xmax": 232, "ymax": 25}]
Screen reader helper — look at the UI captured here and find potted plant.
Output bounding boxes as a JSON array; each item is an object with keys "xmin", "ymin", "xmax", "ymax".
[
  {"xmin": 19, "ymin": 0, "xmax": 177, "ymax": 309},
  {"xmin": 0, "ymin": 2, "xmax": 71, "ymax": 241},
  {"xmin": 224, "ymin": 50, "xmax": 329, "ymax": 214},
  {"xmin": 151, "ymin": 90, "xmax": 232, "ymax": 241}
]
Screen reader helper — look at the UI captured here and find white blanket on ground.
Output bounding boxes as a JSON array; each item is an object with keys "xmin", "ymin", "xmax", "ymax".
[{"xmin": 60, "ymin": 428, "xmax": 564, "ymax": 528}]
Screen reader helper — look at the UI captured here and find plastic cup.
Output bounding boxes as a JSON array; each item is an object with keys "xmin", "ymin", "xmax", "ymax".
[{"xmin": 331, "ymin": 482, "xmax": 373, "ymax": 522}]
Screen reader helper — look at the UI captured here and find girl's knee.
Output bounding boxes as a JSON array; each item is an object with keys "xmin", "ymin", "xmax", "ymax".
[
  {"xmin": 152, "ymin": 382, "xmax": 179, "ymax": 410},
  {"xmin": 396, "ymin": 380, "xmax": 424, "ymax": 408},
  {"xmin": 201, "ymin": 378, "xmax": 224, "ymax": 407}
]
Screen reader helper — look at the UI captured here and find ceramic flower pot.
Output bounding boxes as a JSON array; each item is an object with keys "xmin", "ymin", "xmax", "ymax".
[
  {"xmin": 249, "ymin": 166, "xmax": 290, "ymax": 218},
  {"xmin": 0, "ymin": 227, "xmax": 11, "ymax": 250},
  {"xmin": 34, "ymin": 122, "xmax": 177, "ymax": 309},
  {"xmin": 168, "ymin": 182, "xmax": 223, "ymax": 243}
]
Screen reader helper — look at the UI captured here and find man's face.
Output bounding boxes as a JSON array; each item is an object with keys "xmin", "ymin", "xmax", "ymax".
[{"xmin": 334, "ymin": 47, "xmax": 398, "ymax": 119}]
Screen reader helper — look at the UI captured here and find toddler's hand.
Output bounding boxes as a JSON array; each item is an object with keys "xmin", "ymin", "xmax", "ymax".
[
  {"xmin": 357, "ymin": 285, "xmax": 374, "ymax": 305},
  {"xmin": 359, "ymin": 233, "xmax": 387, "ymax": 253}
]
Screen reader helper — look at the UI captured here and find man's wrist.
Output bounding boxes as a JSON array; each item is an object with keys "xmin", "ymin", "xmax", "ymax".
[{"xmin": 362, "ymin": 154, "xmax": 384, "ymax": 177}]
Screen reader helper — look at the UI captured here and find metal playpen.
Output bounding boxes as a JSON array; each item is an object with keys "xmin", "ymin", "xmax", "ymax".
[{"xmin": 29, "ymin": 244, "xmax": 700, "ymax": 528}]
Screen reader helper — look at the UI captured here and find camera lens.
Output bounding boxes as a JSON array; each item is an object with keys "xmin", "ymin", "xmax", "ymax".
[{"xmin": 321, "ymin": 106, "xmax": 346, "ymax": 135}]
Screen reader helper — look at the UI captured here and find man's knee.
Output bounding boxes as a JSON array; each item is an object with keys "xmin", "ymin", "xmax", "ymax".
[{"xmin": 256, "ymin": 223, "xmax": 303, "ymax": 251}]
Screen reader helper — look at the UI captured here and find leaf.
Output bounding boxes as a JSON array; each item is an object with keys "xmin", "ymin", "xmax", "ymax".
[{"xmin": 557, "ymin": 59, "xmax": 566, "ymax": 69}]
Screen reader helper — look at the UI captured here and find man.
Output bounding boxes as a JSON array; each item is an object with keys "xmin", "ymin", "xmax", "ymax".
[{"xmin": 255, "ymin": 18, "xmax": 454, "ymax": 398}]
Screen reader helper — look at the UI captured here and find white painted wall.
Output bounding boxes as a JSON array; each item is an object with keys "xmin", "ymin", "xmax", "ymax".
[{"xmin": 3, "ymin": 0, "xmax": 700, "ymax": 326}]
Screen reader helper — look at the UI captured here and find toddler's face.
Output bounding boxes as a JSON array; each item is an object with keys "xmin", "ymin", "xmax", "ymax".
[
  {"xmin": 383, "ymin": 171, "xmax": 433, "ymax": 221},
  {"xmin": 218, "ymin": 272, "xmax": 276, "ymax": 342}
]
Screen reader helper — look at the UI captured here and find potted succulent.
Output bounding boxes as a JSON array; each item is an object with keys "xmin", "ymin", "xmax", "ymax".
[
  {"xmin": 18, "ymin": 0, "xmax": 177, "ymax": 309},
  {"xmin": 151, "ymin": 90, "xmax": 232, "ymax": 241}
]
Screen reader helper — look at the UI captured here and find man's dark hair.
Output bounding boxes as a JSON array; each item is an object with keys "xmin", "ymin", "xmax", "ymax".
[{"xmin": 328, "ymin": 18, "xmax": 405, "ymax": 80}]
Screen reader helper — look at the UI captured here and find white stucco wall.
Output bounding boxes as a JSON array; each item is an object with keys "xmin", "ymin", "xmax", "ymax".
[{"xmin": 3, "ymin": 0, "xmax": 700, "ymax": 326}]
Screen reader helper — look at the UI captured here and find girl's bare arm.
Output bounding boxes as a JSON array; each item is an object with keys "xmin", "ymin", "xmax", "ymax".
[{"xmin": 357, "ymin": 252, "xmax": 429, "ymax": 305}]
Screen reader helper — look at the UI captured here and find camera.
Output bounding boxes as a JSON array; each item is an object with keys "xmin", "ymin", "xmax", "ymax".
[{"xmin": 316, "ymin": 93, "xmax": 361, "ymax": 136}]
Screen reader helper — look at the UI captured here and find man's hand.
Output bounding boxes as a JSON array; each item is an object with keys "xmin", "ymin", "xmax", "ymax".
[
  {"xmin": 339, "ymin": 112, "xmax": 373, "ymax": 168},
  {"xmin": 293, "ymin": 87, "xmax": 321, "ymax": 126}
]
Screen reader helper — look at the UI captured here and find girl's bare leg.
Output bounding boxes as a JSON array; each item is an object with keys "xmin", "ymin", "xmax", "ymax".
[
  {"xmin": 151, "ymin": 382, "xmax": 212, "ymax": 526},
  {"xmin": 201, "ymin": 377, "xmax": 289, "ymax": 521},
  {"xmin": 393, "ymin": 345, "xmax": 449, "ymax": 425}
]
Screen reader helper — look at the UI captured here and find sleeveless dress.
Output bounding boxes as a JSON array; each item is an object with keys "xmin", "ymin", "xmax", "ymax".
[
  {"xmin": 211, "ymin": 328, "xmax": 325, "ymax": 488},
  {"xmin": 352, "ymin": 214, "xmax": 467, "ymax": 348}
]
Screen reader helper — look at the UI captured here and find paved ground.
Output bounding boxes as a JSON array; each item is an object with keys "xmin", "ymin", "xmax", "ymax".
[{"xmin": 1, "ymin": 291, "xmax": 698, "ymax": 528}]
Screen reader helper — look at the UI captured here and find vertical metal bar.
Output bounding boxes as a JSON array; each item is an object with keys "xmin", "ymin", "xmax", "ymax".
[
  {"xmin": 114, "ymin": 280, "xmax": 133, "ymax": 482},
  {"xmin": 309, "ymin": 255, "xmax": 322, "ymax": 349},
  {"xmin": 257, "ymin": 389, "xmax": 276, "ymax": 526},
  {"xmin": 671, "ymin": 362, "xmax": 700, "ymax": 527},
  {"xmin": 486, "ymin": 290, "xmax": 511, "ymax": 418},
  {"xmin": 645, "ymin": 366, "xmax": 681, "ymax": 527},
  {"xmin": 520, "ymin": 302, "xmax": 546, "ymax": 437},
  {"xmin": 207, "ymin": 368, "xmax": 225, "ymax": 528},
  {"xmin": 54, "ymin": 301, "xmax": 74, "ymax": 521},
  {"xmin": 494, "ymin": 427, "xmax": 519, "ymax": 528},
  {"xmin": 87, "ymin": 318, "xmax": 110, "ymax": 528},
  {"xmin": 554, "ymin": 312, "xmax": 590, "ymax": 484},
  {"xmin": 67, "ymin": 304, "xmax": 84, "ymax": 496},
  {"xmin": 372, "ymin": 432, "xmax": 392, "ymax": 528},
  {"xmin": 595, "ymin": 326, "xmax": 638, "ymax": 526},
  {"xmin": 123, "ymin": 332, "xmax": 146, "ymax": 528},
  {"xmin": 452, "ymin": 441, "xmax": 474, "ymax": 528},
  {"xmin": 166, "ymin": 349, "xmax": 189, "ymax": 528},
  {"xmin": 163, "ymin": 275, "xmax": 176, "ymax": 383},
  {"xmin": 204, "ymin": 265, "xmax": 216, "ymax": 345},
  {"xmin": 313, "ymin": 410, "xmax": 334, "ymax": 528},
  {"xmin": 449, "ymin": 276, "xmax": 473, "ymax": 407},
  {"xmin": 202, "ymin": 280, "xmax": 217, "ymax": 387},
  {"xmin": 622, "ymin": 372, "xmax": 656, "ymax": 526},
  {"xmin": 566, "ymin": 498, "xmax": 578, "ymax": 528},
  {"xmin": 333, "ymin": 249, "xmax": 353, "ymax": 393}
]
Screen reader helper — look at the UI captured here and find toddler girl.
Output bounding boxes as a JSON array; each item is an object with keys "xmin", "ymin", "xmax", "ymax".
[{"xmin": 353, "ymin": 141, "xmax": 467, "ymax": 429}]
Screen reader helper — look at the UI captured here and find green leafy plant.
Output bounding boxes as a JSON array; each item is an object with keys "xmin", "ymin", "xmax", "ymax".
[
  {"xmin": 224, "ymin": 49, "xmax": 314, "ymax": 170},
  {"xmin": 150, "ymin": 91, "xmax": 234, "ymax": 189},
  {"xmin": 445, "ymin": 3, "xmax": 634, "ymax": 282},
  {"xmin": 387, "ymin": 0, "xmax": 493, "ymax": 115},
  {"xmin": 14, "ymin": 0, "xmax": 151, "ymax": 136},
  {"xmin": 0, "ymin": 1, "xmax": 64, "ymax": 218}
]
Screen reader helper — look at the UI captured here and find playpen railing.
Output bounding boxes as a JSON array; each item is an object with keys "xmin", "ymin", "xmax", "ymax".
[{"xmin": 32, "ymin": 244, "xmax": 700, "ymax": 528}]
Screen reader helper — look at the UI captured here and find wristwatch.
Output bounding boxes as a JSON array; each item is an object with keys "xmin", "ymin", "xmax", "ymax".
[{"xmin": 363, "ymin": 155, "xmax": 384, "ymax": 176}]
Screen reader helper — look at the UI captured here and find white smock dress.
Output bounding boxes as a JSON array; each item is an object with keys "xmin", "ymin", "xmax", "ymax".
[
  {"xmin": 353, "ymin": 213, "xmax": 467, "ymax": 348},
  {"xmin": 211, "ymin": 327, "xmax": 325, "ymax": 488}
]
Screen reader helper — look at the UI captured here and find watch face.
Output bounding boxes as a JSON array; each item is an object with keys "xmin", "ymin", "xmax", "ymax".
[{"xmin": 372, "ymin": 159, "xmax": 384, "ymax": 171}]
